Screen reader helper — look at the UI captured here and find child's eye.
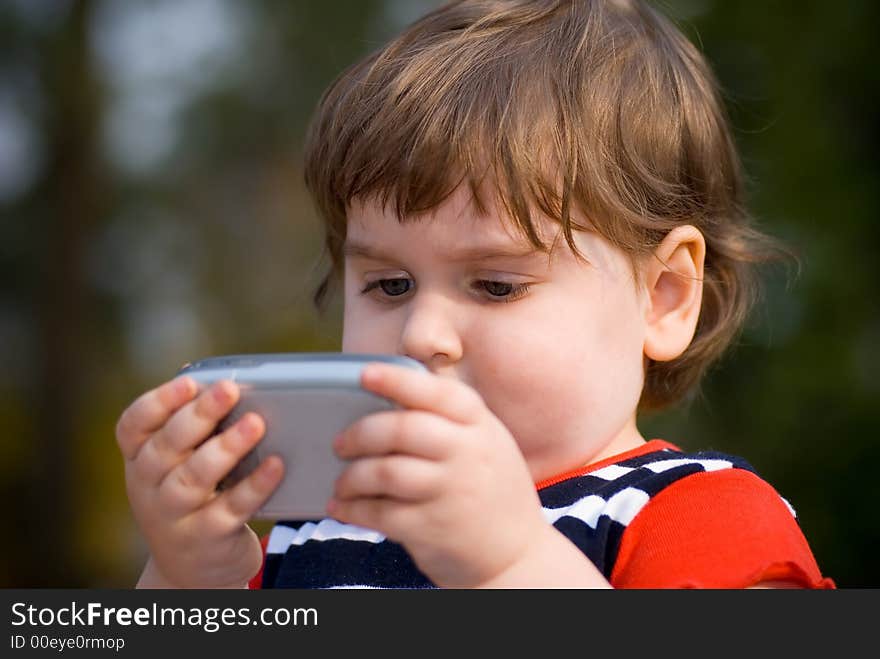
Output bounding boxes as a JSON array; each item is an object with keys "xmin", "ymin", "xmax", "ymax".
[
  {"xmin": 360, "ymin": 278, "xmax": 413, "ymax": 298},
  {"xmin": 475, "ymin": 280, "xmax": 531, "ymax": 303},
  {"xmin": 359, "ymin": 278, "xmax": 531, "ymax": 303}
]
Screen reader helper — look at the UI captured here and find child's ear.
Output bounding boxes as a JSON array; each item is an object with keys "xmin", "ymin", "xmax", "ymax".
[{"xmin": 642, "ymin": 225, "xmax": 706, "ymax": 362}]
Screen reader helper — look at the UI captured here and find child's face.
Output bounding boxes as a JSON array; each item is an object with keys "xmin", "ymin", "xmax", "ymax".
[{"xmin": 342, "ymin": 185, "xmax": 649, "ymax": 480}]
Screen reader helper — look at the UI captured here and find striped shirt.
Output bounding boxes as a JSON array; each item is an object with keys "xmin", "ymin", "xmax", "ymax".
[{"xmin": 254, "ymin": 440, "xmax": 832, "ymax": 588}]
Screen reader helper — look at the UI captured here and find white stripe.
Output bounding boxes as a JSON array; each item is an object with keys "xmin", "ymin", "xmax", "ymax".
[
  {"xmin": 542, "ymin": 487, "xmax": 650, "ymax": 529},
  {"xmin": 266, "ymin": 519, "xmax": 385, "ymax": 554},
  {"xmin": 266, "ymin": 524, "xmax": 298, "ymax": 554},
  {"xmin": 644, "ymin": 458, "xmax": 732, "ymax": 473},
  {"xmin": 327, "ymin": 585, "xmax": 429, "ymax": 589},
  {"xmin": 780, "ymin": 496, "xmax": 797, "ymax": 518},
  {"xmin": 604, "ymin": 487, "xmax": 651, "ymax": 525},
  {"xmin": 590, "ymin": 464, "xmax": 634, "ymax": 480},
  {"xmin": 543, "ymin": 495, "xmax": 606, "ymax": 527},
  {"xmin": 327, "ymin": 584, "xmax": 385, "ymax": 589}
]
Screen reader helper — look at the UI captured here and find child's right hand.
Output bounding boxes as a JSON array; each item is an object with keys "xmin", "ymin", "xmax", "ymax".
[{"xmin": 115, "ymin": 375, "xmax": 284, "ymax": 588}]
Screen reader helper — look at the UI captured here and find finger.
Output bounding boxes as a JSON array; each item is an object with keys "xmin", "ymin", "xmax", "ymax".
[
  {"xmin": 336, "ymin": 410, "xmax": 457, "ymax": 461},
  {"xmin": 156, "ymin": 412, "xmax": 266, "ymax": 516},
  {"xmin": 326, "ymin": 496, "xmax": 416, "ymax": 541},
  {"xmin": 334, "ymin": 455, "xmax": 442, "ymax": 502},
  {"xmin": 360, "ymin": 363, "xmax": 483, "ymax": 424},
  {"xmin": 116, "ymin": 376, "xmax": 198, "ymax": 461},
  {"xmin": 131, "ymin": 380, "xmax": 240, "ymax": 486},
  {"xmin": 206, "ymin": 454, "xmax": 285, "ymax": 532},
  {"xmin": 156, "ymin": 380, "xmax": 240, "ymax": 455}
]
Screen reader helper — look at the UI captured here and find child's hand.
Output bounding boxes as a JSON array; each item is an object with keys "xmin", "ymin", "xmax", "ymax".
[
  {"xmin": 328, "ymin": 363, "xmax": 554, "ymax": 588},
  {"xmin": 115, "ymin": 376, "xmax": 284, "ymax": 588}
]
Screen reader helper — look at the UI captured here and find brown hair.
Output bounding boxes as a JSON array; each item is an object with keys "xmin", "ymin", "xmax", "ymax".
[{"xmin": 303, "ymin": 0, "xmax": 785, "ymax": 411}]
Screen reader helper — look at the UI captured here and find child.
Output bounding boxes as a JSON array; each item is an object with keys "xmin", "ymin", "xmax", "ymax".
[{"xmin": 116, "ymin": 0, "xmax": 833, "ymax": 588}]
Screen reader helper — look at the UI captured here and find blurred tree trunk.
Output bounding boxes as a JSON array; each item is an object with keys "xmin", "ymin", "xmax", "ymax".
[{"xmin": 20, "ymin": 0, "xmax": 102, "ymax": 586}]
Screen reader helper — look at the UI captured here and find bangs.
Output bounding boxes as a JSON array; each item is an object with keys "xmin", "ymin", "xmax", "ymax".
[
  {"xmin": 355, "ymin": 57, "xmax": 574, "ymax": 253},
  {"xmin": 304, "ymin": 3, "xmax": 608, "ymax": 261}
]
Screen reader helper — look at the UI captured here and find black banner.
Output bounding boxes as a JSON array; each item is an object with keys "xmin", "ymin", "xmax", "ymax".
[{"xmin": 1, "ymin": 588, "xmax": 872, "ymax": 654}]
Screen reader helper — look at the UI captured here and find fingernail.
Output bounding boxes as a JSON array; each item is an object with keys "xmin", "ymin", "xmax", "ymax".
[
  {"xmin": 237, "ymin": 414, "xmax": 256, "ymax": 435},
  {"xmin": 177, "ymin": 376, "xmax": 195, "ymax": 397},
  {"xmin": 362, "ymin": 364, "xmax": 382, "ymax": 384},
  {"xmin": 213, "ymin": 381, "xmax": 232, "ymax": 404},
  {"xmin": 261, "ymin": 456, "xmax": 282, "ymax": 480},
  {"xmin": 332, "ymin": 433, "xmax": 344, "ymax": 451}
]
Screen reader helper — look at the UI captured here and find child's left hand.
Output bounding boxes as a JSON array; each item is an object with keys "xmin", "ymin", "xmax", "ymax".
[{"xmin": 328, "ymin": 361, "xmax": 552, "ymax": 588}]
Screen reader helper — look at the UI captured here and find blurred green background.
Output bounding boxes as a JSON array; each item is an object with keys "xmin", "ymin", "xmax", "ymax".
[{"xmin": 0, "ymin": 0, "xmax": 876, "ymax": 588}]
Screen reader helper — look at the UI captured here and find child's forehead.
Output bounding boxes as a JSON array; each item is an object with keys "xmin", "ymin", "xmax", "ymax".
[
  {"xmin": 345, "ymin": 210, "xmax": 633, "ymax": 290},
  {"xmin": 342, "ymin": 189, "xmax": 627, "ymax": 275},
  {"xmin": 346, "ymin": 185, "xmax": 561, "ymax": 252}
]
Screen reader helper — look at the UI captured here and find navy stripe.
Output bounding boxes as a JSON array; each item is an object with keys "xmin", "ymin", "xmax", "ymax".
[
  {"xmin": 552, "ymin": 516, "xmax": 626, "ymax": 578},
  {"xmin": 272, "ymin": 539, "xmax": 433, "ymax": 589},
  {"xmin": 262, "ymin": 447, "xmax": 759, "ymax": 588}
]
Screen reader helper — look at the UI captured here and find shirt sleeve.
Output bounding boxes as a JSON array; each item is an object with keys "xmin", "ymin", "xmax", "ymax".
[
  {"xmin": 247, "ymin": 533, "xmax": 271, "ymax": 590},
  {"xmin": 609, "ymin": 468, "xmax": 835, "ymax": 589}
]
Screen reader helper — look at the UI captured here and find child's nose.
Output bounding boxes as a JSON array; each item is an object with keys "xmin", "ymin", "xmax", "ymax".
[{"xmin": 397, "ymin": 293, "xmax": 463, "ymax": 366}]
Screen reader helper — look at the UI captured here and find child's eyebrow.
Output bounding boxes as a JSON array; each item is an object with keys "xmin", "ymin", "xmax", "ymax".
[{"xmin": 343, "ymin": 240, "xmax": 546, "ymax": 262}]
